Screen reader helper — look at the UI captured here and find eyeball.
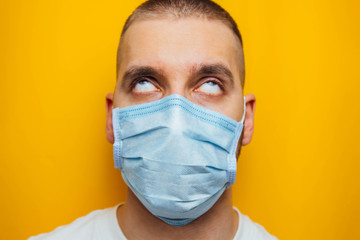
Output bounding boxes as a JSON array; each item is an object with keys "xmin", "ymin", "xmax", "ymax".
[
  {"xmin": 133, "ymin": 80, "xmax": 158, "ymax": 93},
  {"xmin": 196, "ymin": 81, "xmax": 222, "ymax": 95}
]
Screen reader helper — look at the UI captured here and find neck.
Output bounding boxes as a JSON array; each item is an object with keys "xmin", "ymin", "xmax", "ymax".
[{"xmin": 117, "ymin": 188, "xmax": 238, "ymax": 240}]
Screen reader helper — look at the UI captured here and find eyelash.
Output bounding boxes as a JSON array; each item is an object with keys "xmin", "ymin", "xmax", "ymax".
[
  {"xmin": 200, "ymin": 78, "xmax": 224, "ymax": 90},
  {"xmin": 129, "ymin": 77, "xmax": 157, "ymax": 90},
  {"xmin": 193, "ymin": 78, "xmax": 226, "ymax": 96}
]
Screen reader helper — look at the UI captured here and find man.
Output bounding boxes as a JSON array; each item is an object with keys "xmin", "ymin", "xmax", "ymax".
[{"xmin": 30, "ymin": 0, "xmax": 277, "ymax": 239}]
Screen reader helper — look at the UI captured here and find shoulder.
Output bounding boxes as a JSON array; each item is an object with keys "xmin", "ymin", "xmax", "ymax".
[
  {"xmin": 28, "ymin": 204, "xmax": 125, "ymax": 240},
  {"xmin": 233, "ymin": 207, "xmax": 278, "ymax": 240}
]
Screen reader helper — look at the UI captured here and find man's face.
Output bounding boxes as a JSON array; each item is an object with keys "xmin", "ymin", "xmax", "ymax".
[{"xmin": 114, "ymin": 18, "xmax": 245, "ymax": 122}]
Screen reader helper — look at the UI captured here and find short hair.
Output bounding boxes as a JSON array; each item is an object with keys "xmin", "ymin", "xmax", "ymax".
[{"xmin": 117, "ymin": 0, "xmax": 245, "ymax": 86}]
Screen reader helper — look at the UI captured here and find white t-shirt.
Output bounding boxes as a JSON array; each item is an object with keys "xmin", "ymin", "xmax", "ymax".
[{"xmin": 29, "ymin": 204, "xmax": 277, "ymax": 240}]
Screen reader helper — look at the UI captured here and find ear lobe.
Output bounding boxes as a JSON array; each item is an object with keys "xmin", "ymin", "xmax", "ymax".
[
  {"xmin": 241, "ymin": 94, "xmax": 256, "ymax": 146},
  {"xmin": 106, "ymin": 93, "xmax": 114, "ymax": 144}
]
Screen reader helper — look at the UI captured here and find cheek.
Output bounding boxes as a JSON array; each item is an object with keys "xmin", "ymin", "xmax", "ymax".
[
  {"xmin": 219, "ymin": 104, "xmax": 243, "ymax": 122},
  {"xmin": 114, "ymin": 89, "xmax": 163, "ymax": 108},
  {"xmin": 192, "ymin": 94, "xmax": 244, "ymax": 122},
  {"xmin": 219, "ymin": 94, "xmax": 244, "ymax": 122},
  {"xmin": 113, "ymin": 85, "xmax": 132, "ymax": 108}
]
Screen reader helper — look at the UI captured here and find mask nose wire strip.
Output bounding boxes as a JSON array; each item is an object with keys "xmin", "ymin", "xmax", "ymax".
[{"xmin": 226, "ymin": 96, "xmax": 246, "ymax": 185}]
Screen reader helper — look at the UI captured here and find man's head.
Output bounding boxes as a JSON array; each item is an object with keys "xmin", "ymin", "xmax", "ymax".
[
  {"xmin": 105, "ymin": 0, "xmax": 256, "ymax": 227},
  {"xmin": 106, "ymin": 0, "xmax": 255, "ymax": 154}
]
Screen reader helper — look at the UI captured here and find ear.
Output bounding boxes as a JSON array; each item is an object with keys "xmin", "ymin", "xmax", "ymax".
[
  {"xmin": 106, "ymin": 93, "xmax": 114, "ymax": 144},
  {"xmin": 241, "ymin": 93, "xmax": 256, "ymax": 146}
]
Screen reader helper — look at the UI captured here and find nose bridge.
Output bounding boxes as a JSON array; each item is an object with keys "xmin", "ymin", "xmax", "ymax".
[
  {"xmin": 168, "ymin": 80, "xmax": 186, "ymax": 96},
  {"xmin": 165, "ymin": 65, "xmax": 191, "ymax": 98}
]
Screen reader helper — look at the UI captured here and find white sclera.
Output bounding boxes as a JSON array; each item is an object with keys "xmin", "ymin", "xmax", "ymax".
[
  {"xmin": 134, "ymin": 80, "xmax": 158, "ymax": 93},
  {"xmin": 197, "ymin": 82, "xmax": 222, "ymax": 95}
]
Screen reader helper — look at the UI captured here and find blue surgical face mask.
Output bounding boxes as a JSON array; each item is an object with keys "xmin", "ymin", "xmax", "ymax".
[{"xmin": 112, "ymin": 94, "xmax": 246, "ymax": 226}]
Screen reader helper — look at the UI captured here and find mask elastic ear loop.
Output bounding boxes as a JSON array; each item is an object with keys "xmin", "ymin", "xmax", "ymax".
[
  {"xmin": 112, "ymin": 108, "xmax": 123, "ymax": 169},
  {"xmin": 240, "ymin": 96, "xmax": 246, "ymax": 124},
  {"xmin": 227, "ymin": 96, "xmax": 246, "ymax": 186}
]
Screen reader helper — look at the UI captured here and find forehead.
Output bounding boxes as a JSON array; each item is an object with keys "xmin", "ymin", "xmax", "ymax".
[{"xmin": 118, "ymin": 18, "xmax": 242, "ymax": 81}]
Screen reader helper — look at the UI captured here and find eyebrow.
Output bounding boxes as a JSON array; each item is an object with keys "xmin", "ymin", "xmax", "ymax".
[
  {"xmin": 121, "ymin": 66, "xmax": 165, "ymax": 89},
  {"xmin": 194, "ymin": 63, "xmax": 234, "ymax": 85},
  {"xmin": 122, "ymin": 66, "xmax": 163, "ymax": 80}
]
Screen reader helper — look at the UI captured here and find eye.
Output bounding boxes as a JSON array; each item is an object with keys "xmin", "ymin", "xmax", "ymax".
[
  {"xmin": 133, "ymin": 79, "xmax": 159, "ymax": 93},
  {"xmin": 196, "ymin": 81, "xmax": 223, "ymax": 95}
]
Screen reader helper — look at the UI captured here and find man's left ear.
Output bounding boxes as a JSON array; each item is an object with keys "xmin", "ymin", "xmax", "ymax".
[
  {"xmin": 105, "ymin": 93, "xmax": 114, "ymax": 144},
  {"xmin": 242, "ymin": 94, "xmax": 256, "ymax": 146}
]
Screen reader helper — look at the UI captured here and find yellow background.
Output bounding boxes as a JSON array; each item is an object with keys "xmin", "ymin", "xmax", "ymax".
[{"xmin": 1, "ymin": 0, "xmax": 359, "ymax": 239}]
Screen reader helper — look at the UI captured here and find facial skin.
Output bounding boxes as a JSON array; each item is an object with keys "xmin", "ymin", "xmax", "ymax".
[
  {"xmin": 105, "ymin": 18, "xmax": 256, "ymax": 239},
  {"xmin": 106, "ymin": 18, "xmax": 255, "ymax": 147}
]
